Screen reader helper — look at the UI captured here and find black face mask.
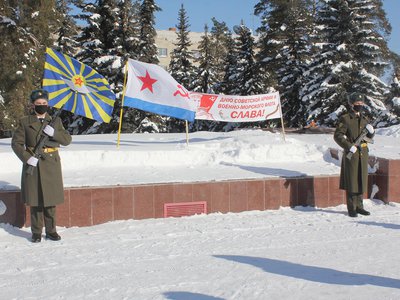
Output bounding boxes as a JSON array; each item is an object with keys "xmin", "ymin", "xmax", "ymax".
[
  {"xmin": 34, "ymin": 105, "xmax": 48, "ymax": 115},
  {"xmin": 352, "ymin": 104, "xmax": 364, "ymax": 113}
]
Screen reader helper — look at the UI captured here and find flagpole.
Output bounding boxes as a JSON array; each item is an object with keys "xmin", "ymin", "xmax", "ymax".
[
  {"xmin": 117, "ymin": 61, "xmax": 129, "ymax": 148},
  {"xmin": 185, "ymin": 120, "xmax": 189, "ymax": 146},
  {"xmin": 279, "ymin": 103, "xmax": 286, "ymax": 142}
]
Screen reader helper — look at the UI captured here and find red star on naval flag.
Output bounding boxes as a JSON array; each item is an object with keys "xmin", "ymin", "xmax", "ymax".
[{"xmin": 137, "ymin": 70, "xmax": 157, "ymax": 93}]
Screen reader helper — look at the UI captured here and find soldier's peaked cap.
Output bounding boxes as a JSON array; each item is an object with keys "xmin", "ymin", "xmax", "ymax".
[
  {"xmin": 30, "ymin": 89, "xmax": 49, "ymax": 102},
  {"xmin": 348, "ymin": 92, "xmax": 365, "ymax": 104}
]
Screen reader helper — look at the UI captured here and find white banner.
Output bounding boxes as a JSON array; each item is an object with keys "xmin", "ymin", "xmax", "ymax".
[{"xmin": 191, "ymin": 91, "xmax": 282, "ymax": 122}]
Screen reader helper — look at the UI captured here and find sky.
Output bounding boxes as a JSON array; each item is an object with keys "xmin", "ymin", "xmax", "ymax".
[{"xmin": 155, "ymin": 0, "xmax": 400, "ymax": 55}]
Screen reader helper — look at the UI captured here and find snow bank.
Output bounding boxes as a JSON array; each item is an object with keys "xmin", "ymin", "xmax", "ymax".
[
  {"xmin": 0, "ymin": 127, "xmax": 399, "ymax": 190},
  {"xmin": 1, "ymin": 200, "xmax": 400, "ymax": 299},
  {"xmin": 376, "ymin": 124, "xmax": 400, "ymax": 137}
]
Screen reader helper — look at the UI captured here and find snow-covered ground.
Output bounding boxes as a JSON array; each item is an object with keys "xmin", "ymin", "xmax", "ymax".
[
  {"xmin": 1, "ymin": 200, "xmax": 400, "ymax": 299},
  {"xmin": 1, "ymin": 126, "xmax": 400, "ymax": 299},
  {"xmin": 1, "ymin": 125, "xmax": 399, "ymax": 190}
]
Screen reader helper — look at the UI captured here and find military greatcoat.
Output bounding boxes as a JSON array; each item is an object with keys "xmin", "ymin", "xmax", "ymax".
[
  {"xmin": 334, "ymin": 111, "xmax": 374, "ymax": 194},
  {"xmin": 12, "ymin": 114, "xmax": 72, "ymax": 206}
]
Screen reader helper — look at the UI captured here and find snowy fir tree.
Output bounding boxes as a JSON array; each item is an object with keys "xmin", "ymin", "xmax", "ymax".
[
  {"xmin": 138, "ymin": 0, "xmax": 160, "ymax": 64},
  {"xmin": 107, "ymin": 0, "xmax": 142, "ymax": 133},
  {"xmin": 192, "ymin": 25, "xmax": 217, "ymax": 94},
  {"xmin": 0, "ymin": 1, "xmax": 59, "ymax": 129},
  {"xmin": 254, "ymin": 0, "xmax": 291, "ymax": 89},
  {"xmin": 255, "ymin": 0, "xmax": 313, "ymax": 127},
  {"xmin": 72, "ymin": 0, "xmax": 120, "ymax": 134},
  {"xmin": 168, "ymin": 4, "xmax": 196, "ymax": 90},
  {"xmin": 118, "ymin": 0, "xmax": 141, "ymax": 60},
  {"xmin": 300, "ymin": 0, "xmax": 393, "ymax": 127},
  {"xmin": 72, "ymin": 0, "xmax": 150, "ymax": 134},
  {"xmin": 190, "ymin": 25, "xmax": 218, "ymax": 131},
  {"xmin": 167, "ymin": 4, "xmax": 196, "ymax": 132},
  {"xmin": 230, "ymin": 22, "xmax": 264, "ymax": 97},
  {"xmin": 386, "ymin": 61, "xmax": 400, "ymax": 122},
  {"xmin": 219, "ymin": 33, "xmax": 237, "ymax": 95},
  {"xmin": 54, "ymin": 0, "xmax": 78, "ymax": 55},
  {"xmin": 209, "ymin": 18, "xmax": 232, "ymax": 93}
]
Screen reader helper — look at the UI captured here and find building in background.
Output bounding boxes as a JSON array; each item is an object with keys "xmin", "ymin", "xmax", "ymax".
[{"xmin": 156, "ymin": 28, "xmax": 203, "ymax": 69}]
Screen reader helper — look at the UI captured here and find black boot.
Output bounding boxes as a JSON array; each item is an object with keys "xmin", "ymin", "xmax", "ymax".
[
  {"xmin": 356, "ymin": 208, "xmax": 370, "ymax": 216},
  {"xmin": 348, "ymin": 211, "xmax": 358, "ymax": 218},
  {"xmin": 31, "ymin": 233, "xmax": 42, "ymax": 243},
  {"xmin": 45, "ymin": 232, "xmax": 61, "ymax": 241}
]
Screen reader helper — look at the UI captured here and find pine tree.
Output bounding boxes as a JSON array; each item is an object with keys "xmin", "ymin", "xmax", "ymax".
[
  {"xmin": 138, "ymin": 0, "xmax": 160, "ymax": 64},
  {"xmin": 255, "ymin": 0, "xmax": 313, "ymax": 127},
  {"xmin": 168, "ymin": 4, "xmax": 196, "ymax": 132},
  {"xmin": 168, "ymin": 4, "xmax": 195, "ymax": 90},
  {"xmin": 0, "ymin": 1, "xmax": 59, "ymax": 130},
  {"xmin": 386, "ymin": 54, "xmax": 400, "ymax": 122},
  {"xmin": 191, "ymin": 25, "xmax": 218, "ymax": 131},
  {"xmin": 192, "ymin": 25, "xmax": 217, "ymax": 94},
  {"xmin": 230, "ymin": 22, "xmax": 263, "ymax": 96},
  {"xmin": 225, "ymin": 22, "xmax": 266, "ymax": 130},
  {"xmin": 219, "ymin": 33, "xmax": 237, "ymax": 95},
  {"xmin": 209, "ymin": 18, "xmax": 232, "ymax": 92},
  {"xmin": 301, "ymin": 0, "xmax": 393, "ymax": 127},
  {"xmin": 118, "ymin": 0, "xmax": 141, "ymax": 60},
  {"xmin": 73, "ymin": 0, "xmax": 145, "ymax": 134},
  {"xmin": 75, "ymin": 1, "xmax": 103, "ymax": 65},
  {"xmin": 254, "ymin": 0, "xmax": 290, "ymax": 88},
  {"xmin": 104, "ymin": 0, "xmax": 141, "ymax": 134},
  {"xmin": 73, "ymin": 1, "xmax": 120, "ymax": 134},
  {"xmin": 54, "ymin": 0, "xmax": 78, "ymax": 55}
]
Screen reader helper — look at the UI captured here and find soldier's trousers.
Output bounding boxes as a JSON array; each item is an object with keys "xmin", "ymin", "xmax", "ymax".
[
  {"xmin": 30, "ymin": 206, "xmax": 56, "ymax": 234},
  {"xmin": 346, "ymin": 192, "xmax": 364, "ymax": 213}
]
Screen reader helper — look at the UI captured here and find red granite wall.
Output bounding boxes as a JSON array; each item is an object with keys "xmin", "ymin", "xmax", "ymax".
[{"xmin": 0, "ymin": 156, "xmax": 398, "ymax": 228}]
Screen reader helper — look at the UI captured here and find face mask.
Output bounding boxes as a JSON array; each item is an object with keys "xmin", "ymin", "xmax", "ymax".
[
  {"xmin": 352, "ymin": 104, "xmax": 363, "ymax": 112},
  {"xmin": 34, "ymin": 105, "xmax": 48, "ymax": 115}
]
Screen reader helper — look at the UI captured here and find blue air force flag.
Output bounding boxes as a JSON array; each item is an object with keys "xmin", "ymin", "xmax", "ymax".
[
  {"xmin": 124, "ymin": 59, "xmax": 196, "ymax": 122},
  {"xmin": 42, "ymin": 48, "xmax": 116, "ymax": 123}
]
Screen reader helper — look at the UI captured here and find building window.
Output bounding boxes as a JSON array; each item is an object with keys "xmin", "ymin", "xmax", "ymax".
[{"xmin": 158, "ymin": 48, "xmax": 168, "ymax": 57}]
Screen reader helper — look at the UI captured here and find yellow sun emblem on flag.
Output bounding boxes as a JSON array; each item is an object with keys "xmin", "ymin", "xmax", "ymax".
[{"xmin": 72, "ymin": 75, "xmax": 85, "ymax": 88}]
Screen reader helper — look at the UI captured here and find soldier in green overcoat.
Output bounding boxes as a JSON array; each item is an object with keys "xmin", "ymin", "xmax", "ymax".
[
  {"xmin": 12, "ymin": 89, "xmax": 72, "ymax": 242},
  {"xmin": 334, "ymin": 93, "xmax": 375, "ymax": 217}
]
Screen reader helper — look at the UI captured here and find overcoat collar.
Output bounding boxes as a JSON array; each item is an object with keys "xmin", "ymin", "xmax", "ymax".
[
  {"xmin": 348, "ymin": 110, "xmax": 361, "ymax": 120},
  {"xmin": 28, "ymin": 113, "xmax": 52, "ymax": 132}
]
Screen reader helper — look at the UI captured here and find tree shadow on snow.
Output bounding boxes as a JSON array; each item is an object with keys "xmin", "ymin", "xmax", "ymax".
[
  {"xmin": 221, "ymin": 162, "xmax": 307, "ymax": 178},
  {"xmin": 120, "ymin": 136, "xmax": 231, "ymax": 145},
  {"xmin": 357, "ymin": 221, "xmax": 400, "ymax": 230},
  {"xmin": 214, "ymin": 255, "xmax": 400, "ymax": 289},
  {"xmin": 163, "ymin": 291, "xmax": 224, "ymax": 300},
  {"xmin": 71, "ymin": 140, "xmax": 134, "ymax": 147}
]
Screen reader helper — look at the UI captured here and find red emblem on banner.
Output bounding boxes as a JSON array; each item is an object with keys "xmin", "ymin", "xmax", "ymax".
[
  {"xmin": 173, "ymin": 85, "xmax": 190, "ymax": 99},
  {"xmin": 138, "ymin": 70, "xmax": 157, "ymax": 93}
]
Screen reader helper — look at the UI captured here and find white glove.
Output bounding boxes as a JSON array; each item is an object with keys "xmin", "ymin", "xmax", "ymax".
[
  {"xmin": 349, "ymin": 145, "xmax": 357, "ymax": 153},
  {"xmin": 365, "ymin": 124, "xmax": 374, "ymax": 134},
  {"xmin": 27, "ymin": 156, "xmax": 39, "ymax": 167},
  {"xmin": 43, "ymin": 125, "xmax": 55, "ymax": 137}
]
